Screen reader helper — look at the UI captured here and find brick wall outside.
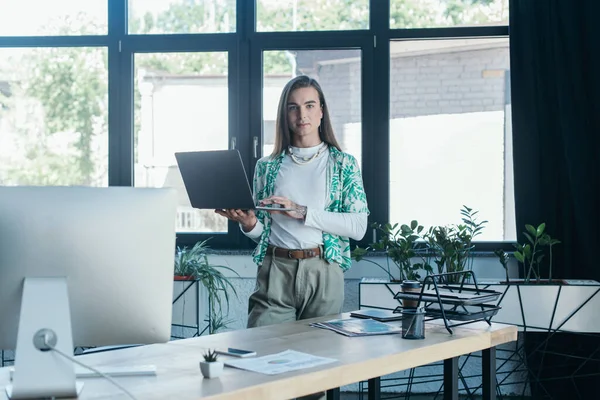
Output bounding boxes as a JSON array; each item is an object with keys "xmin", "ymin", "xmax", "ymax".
[
  {"xmin": 296, "ymin": 44, "xmax": 510, "ymax": 140},
  {"xmin": 389, "ymin": 46, "xmax": 509, "ymax": 119}
]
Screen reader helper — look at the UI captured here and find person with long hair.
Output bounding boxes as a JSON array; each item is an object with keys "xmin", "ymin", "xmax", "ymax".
[{"xmin": 216, "ymin": 75, "xmax": 369, "ymax": 329}]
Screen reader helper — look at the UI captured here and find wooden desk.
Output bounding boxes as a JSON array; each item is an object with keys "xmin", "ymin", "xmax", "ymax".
[{"xmin": 0, "ymin": 314, "xmax": 517, "ymax": 400}]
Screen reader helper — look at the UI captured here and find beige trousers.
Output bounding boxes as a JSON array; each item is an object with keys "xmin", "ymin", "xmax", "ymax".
[
  {"xmin": 247, "ymin": 252, "xmax": 345, "ymax": 328},
  {"xmin": 247, "ymin": 252, "xmax": 344, "ymax": 400}
]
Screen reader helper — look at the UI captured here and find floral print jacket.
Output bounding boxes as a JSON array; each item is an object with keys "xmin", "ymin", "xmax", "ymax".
[{"xmin": 251, "ymin": 146, "xmax": 369, "ymax": 271}]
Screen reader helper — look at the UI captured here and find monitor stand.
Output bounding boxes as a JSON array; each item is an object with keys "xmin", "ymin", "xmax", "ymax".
[{"xmin": 6, "ymin": 277, "xmax": 84, "ymax": 399}]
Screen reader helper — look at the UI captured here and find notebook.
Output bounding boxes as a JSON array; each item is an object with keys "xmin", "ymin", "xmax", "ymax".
[
  {"xmin": 350, "ymin": 309, "xmax": 404, "ymax": 322},
  {"xmin": 310, "ymin": 318, "xmax": 403, "ymax": 337}
]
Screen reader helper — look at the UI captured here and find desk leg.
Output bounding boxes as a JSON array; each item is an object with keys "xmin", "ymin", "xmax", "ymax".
[
  {"xmin": 482, "ymin": 347, "xmax": 497, "ymax": 400},
  {"xmin": 444, "ymin": 357, "xmax": 458, "ymax": 400},
  {"xmin": 326, "ymin": 388, "xmax": 340, "ymax": 400},
  {"xmin": 367, "ymin": 377, "xmax": 380, "ymax": 400}
]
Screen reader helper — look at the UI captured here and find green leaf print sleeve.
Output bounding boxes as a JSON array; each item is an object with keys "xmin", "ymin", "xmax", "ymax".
[
  {"xmin": 341, "ymin": 155, "xmax": 369, "ymax": 214},
  {"xmin": 252, "ymin": 160, "xmax": 268, "ymax": 222}
]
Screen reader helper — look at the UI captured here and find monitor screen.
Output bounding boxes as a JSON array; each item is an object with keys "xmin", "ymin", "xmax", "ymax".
[{"xmin": 0, "ymin": 186, "xmax": 178, "ymax": 350}]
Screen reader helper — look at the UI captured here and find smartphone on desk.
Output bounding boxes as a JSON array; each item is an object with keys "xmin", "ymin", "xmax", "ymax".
[{"xmin": 215, "ymin": 348, "xmax": 257, "ymax": 358}]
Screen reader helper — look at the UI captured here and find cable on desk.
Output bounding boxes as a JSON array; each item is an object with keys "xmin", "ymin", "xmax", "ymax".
[{"xmin": 42, "ymin": 335, "xmax": 138, "ymax": 400}]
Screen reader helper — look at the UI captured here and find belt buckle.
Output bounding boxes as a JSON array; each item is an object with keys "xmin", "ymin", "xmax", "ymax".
[{"xmin": 287, "ymin": 249, "xmax": 316, "ymax": 259}]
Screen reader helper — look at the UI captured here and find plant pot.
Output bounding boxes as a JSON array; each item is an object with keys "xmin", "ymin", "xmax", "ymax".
[
  {"xmin": 174, "ymin": 275, "xmax": 196, "ymax": 281},
  {"xmin": 199, "ymin": 361, "xmax": 224, "ymax": 378},
  {"xmin": 499, "ymin": 278, "xmax": 565, "ymax": 285}
]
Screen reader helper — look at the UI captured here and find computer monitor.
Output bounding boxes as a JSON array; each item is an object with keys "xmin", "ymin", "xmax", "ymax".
[{"xmin": 0, "ymin": 186, "xmax": 178, "ymax": 399}]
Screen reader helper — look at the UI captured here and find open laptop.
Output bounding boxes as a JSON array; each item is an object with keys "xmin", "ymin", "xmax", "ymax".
[{"xmin": 174, "ymin": 150, "xmax": 294, "ymax": 211}]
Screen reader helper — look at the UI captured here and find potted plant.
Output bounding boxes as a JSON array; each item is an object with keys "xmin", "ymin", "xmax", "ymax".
[
  {"xmin": 489, "ymin": 222, "xmax": 600, "ymax": 332},
  {"xmin": 199, "ymin": 349, "xmax": 224, "ymax": 378},
  {"xmin": 174, "ymin": 239, "xmax": 222, "ymax": 280},
  {"xmin": 353, "ymin": 206, "xmax": 486, "ymax": 283},
  {"xmin": 489, "ymin": 222, "xmax": 570, "ymax": 331},
  {"xmin": 352, "ymin": 220, "xmax": 433, "ymax": 282},
  {"xmin": 423, "ymin": 206, "xmax": 487, "ymax": 283},
  {"xmin": 173, "ymin": 239, "xmax": 239, "ymax": 334},
  {"xmin": 507, "ymin": 222, "xmax": 560, "ymax": 284},
  {"xmin": 490, "ymin": 224, "xmax": 600, "ymax": 399},
  {"xmin": 351, "ymin": 220, "xmax": 434, "ymax": 312},
  {"xmin": 355, "ymin": 206, "xmax": 488, "ymax": 316}
]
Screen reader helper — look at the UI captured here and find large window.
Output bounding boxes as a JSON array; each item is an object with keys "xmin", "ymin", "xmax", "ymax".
[
  {"xmin": 0, "ymin": 48, "xmax": 108, "ymax": 186},
  {"xmin": 128, "ymin": 0, "xmax": 236, "ymax": 34},
  {"xmin": 390, "ymin": 0, "xmax": 509, "ymax": 29},
  {"xmin": 0, "ymin": 0, "xmax": 511, "ymax": 248},
  {"xmin": 0, "ymin": 0, "xmax": 107, "ymax": 35},
  {"xmin": 388, "ymin": 38, "xmax": 514, "ymax": 241},
  {"xmin": 133, "ymin": 52, "xmax": 229, "ymax": 233},
  {"xmin": 256, "ymin": 0, "xmax": 369, "ymax": 31}
]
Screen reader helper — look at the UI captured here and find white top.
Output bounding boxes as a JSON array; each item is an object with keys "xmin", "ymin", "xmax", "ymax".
[{"xmin": 241, "ymin": 143, "xmax": 368, "ymax": 249}]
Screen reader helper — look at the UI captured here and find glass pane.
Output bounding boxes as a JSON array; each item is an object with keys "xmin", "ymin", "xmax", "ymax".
[
  {"xmin": 390, "ymin": 0, "xmax": 508, "ymax": 28},
  {"xmin": 257, "ymin": 0, "xmax": 369, "ymax": 32},
  {"xmin": 389, "ymin": 38, "xmax": 515, "ymax": 241},
  {"xmin": 262, "ymin": 50, "xmax": 362, "ymax": 169},
  {"xmin": 0, "ymin": 1, "xmax": 107, "ymax": 35},
  {"xmin": 134, "ymin": 52, "xmax": 229, "ymax": 233},
  {"xmin": 0, "ymin": 48, "xmax": 108, "ymax": 186},
  {"xmin": 129, "ymin": 0, "xmax": 236, "ymax": 34}
]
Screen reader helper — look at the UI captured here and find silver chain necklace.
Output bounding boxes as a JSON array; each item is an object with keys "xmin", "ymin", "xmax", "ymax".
[{"xmin": 288, "ymin": 142, "xmax": 327, "ymax": 165}]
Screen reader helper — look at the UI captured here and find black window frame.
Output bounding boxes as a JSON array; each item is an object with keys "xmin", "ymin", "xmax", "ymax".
[{"xmin": 0, "ymin": 0, "xmax": 512, "ymax": 251}]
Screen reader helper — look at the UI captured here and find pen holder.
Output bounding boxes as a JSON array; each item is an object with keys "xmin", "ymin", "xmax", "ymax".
[{"xmin": 401, "ymin": 308, "xmax": 425, "ymax": 340}]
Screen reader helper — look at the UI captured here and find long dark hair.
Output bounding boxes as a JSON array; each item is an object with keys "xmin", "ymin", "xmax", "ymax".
[{"xmin": 270, "ymin": 75, "xmax": 341, "ymax": 158}]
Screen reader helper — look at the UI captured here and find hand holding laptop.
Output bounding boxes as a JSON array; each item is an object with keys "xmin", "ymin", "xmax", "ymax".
[
  {"xmin": 215, "ymin": 196, "xmax": 307, "ymax": 230},
  {"xmin": 214, "ymin": 209, "xmax": 258, "ymax": 232}
]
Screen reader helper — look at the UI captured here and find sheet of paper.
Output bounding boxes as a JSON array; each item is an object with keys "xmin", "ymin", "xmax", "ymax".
[{"xmin": 224, "ymin": 349, "xmax": 337, "ymax": 375}]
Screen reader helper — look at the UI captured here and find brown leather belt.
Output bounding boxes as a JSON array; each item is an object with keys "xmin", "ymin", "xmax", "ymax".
[{"xmin": 268, "ymin": 246, "xmax": 321, "ymax": 259}]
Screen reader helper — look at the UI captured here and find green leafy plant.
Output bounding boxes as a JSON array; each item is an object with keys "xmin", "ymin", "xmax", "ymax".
[
  {"xmin": 511, "ymin": 223, "xmax": 561, "ymax": 283},
  {"xmin": 202, "ymin": 349, "xmax": 219, "ymax": 363},
  {"xmin": 174, "ymin": 239, "xmax": 221, "ymax": 278},
  {"xmin": 423, "ymin": 206, "xmax": 487, "ymax": 282},
  {"xmin": 352, "ymin": 206, "xmax": 486, "ymax": 283},
  {"xmin": 209, "ymin": 313, "xmax": 236, "ymax": 336},
  {"xmin": 174, "ymin": 239, "xmax": 240, "ymax": 333},
  {"xmin": 352, "ymin": 220, "xmax": 433, "ymax": 282}
]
